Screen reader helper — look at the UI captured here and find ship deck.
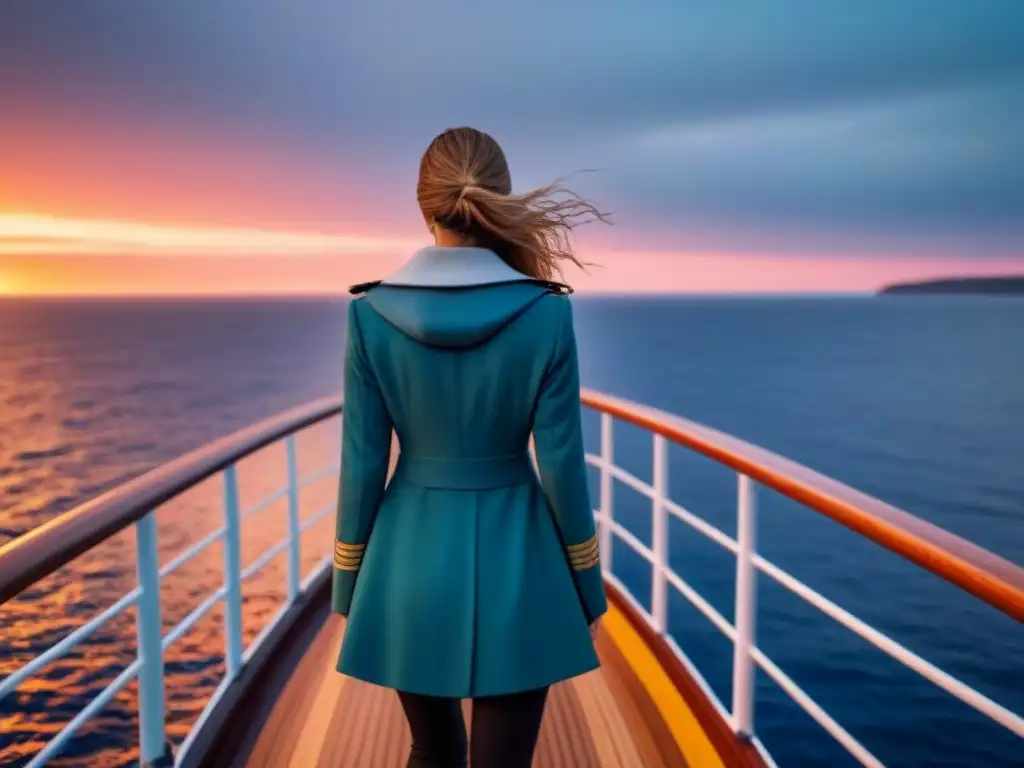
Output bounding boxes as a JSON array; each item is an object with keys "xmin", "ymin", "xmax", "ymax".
[
  {"xmin": 189, "ymin": 582, "xmax": 756, "ymax": 768},
  {"xmin": 6, "ymin": 393, "xmax": 1022, "ymax": 768}
]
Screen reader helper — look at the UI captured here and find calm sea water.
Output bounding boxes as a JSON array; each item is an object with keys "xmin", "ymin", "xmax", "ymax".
[{"xmin": 0, "ymin": 296, "xmax": 1022, "ymax": 767}]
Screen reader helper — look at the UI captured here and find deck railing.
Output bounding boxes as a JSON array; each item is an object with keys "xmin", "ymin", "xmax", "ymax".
[
  {"xmin": 2, "ymin": 391, "xmax": 1023, "ymax": 767},
  {"xmin": 0, "ymin": 398, "xmax": 343, "ymax": 767},
  {"xmin": 580, "ymin": 389, "xmax": 1024, "ymax": 768}
]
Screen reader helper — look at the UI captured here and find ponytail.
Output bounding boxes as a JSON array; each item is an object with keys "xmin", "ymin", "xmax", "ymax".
[{"xmin": 417, "ymin": 127, "xmax": 611, "ymax": 281}]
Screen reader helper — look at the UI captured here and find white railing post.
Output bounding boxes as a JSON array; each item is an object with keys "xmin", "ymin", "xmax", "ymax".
[
  {"xmin": 731, "ymin": 473, "xmax": 758, "ymax": 738},
  {"xmin": 285, "ymin": 435, "xmax": 302, "ymax": 602},
  {"xmin": 222, "ymin": 465, "xmax": 244, "ymax": 679},
  {"xmin": 135, "ymin": 512, "xmax": 171, "ymax": 766},
  {"xmin": 599, "ymin": 413, "xmax": 614, "ymax": 575},
  {"xmin": 651, "ymin": 434, "xmax": 669, "ymax": 632}
]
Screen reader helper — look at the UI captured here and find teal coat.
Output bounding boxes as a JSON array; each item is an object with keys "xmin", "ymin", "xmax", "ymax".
[{"xmin": 331, "ymin": 246, "xmax": 607, "ymax": 698}]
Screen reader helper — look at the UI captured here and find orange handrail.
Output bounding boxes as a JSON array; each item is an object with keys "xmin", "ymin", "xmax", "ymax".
[{"xmin": 580, "ymin": 389, "xmax": 1024, "ymax": 624}]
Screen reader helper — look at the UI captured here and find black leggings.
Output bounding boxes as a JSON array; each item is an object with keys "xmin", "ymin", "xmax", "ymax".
[{"xmin": 397, "ymin": 686, "xmax": 549, "ymax": 768}]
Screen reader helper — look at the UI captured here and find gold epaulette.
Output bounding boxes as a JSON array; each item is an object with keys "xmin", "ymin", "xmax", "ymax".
[
  {"xmin": 348, "ymin": 280, "xmax": 381, "ymax": 296},
  {"xmin": 535, "ymin": 279, "xmax": 573, "ymax": 295},
  {"xmin": 567, "ymin": 534, "xmax": 600, "ymax": 571},
  {"xmin": 334, "ymin": 541, "xmax": 365, "ymax": 571}
]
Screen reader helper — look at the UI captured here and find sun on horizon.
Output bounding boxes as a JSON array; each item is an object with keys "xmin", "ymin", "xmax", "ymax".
[
  {"xmin": 0, "ymin": 211, "xmax": 423, "ymax": 257},
  {"xmin": 3, "ymin": 210, "xmax": 1024, "ymax": 298}
]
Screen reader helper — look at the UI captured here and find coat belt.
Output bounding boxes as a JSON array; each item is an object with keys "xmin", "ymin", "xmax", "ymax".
[{"xmin": 394, "ymin": 453, "xmax": 535, "ymax": 490}]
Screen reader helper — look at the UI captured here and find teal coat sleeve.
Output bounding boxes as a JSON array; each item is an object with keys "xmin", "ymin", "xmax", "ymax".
[
  {"xmin": 332, "ymin": 300, "xmax": 394, "ymax": 616},
  {"xmin": 532, "ymin": 297, "xmax": 608, "ymax": 625}
]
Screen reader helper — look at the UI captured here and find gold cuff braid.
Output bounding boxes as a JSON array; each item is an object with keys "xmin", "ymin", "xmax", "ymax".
[
  {"xmin": 334, "ymin": 540, "xmax": 365, "ymax": 571},
  {"xmin": 567, "ymin": 534, "xmax": 600, "ymax": 572}
]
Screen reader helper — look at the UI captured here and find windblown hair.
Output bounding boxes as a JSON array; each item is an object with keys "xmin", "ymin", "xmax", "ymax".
[{"xmin": 416, "ymin": 127, "xmax": 611, "ymax": 281}]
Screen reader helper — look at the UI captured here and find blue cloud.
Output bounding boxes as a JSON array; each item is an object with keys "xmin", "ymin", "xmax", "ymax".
[{"xmin": 2, "ymin": 1, "xmax": 1022, "ymax": 255}]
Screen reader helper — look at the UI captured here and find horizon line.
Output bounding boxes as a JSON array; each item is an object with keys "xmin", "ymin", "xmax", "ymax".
[{"xmin": 0, "ymin": 289, "xmax": 881, "ymax": 301}]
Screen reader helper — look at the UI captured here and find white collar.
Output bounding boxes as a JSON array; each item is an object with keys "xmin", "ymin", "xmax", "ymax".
[{"xmin": 381, "ymin": 246, "xmax": 533, "ymax": 288}]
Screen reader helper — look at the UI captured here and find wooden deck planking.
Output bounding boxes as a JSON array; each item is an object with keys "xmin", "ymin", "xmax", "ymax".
[
  {"xmin": 595, "ymin": 632, "xmax": 682, "ymax": 768},
  {"xmin": 245, "ymin": 613, "xmax": 685, "ymax": 768},
  {"xmin": 246, "ymin": 614, "xmax": 345, "ymax": 768}
]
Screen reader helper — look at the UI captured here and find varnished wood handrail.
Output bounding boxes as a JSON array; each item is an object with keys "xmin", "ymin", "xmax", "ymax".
[
  {"xmin": 0, "ymin": 397, "xmax": 343, "ymax": 606},
  {"xmin": 581, "ymin": 389, "xmax": 1024, "ymax": 623}
]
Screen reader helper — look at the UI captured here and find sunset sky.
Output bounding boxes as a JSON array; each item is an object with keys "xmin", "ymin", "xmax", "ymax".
[{"xmin": 1, "ymin": 2, "xmax": 1022, "ymax": 295}]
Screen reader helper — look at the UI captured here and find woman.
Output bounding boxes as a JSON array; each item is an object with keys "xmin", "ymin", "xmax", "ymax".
[{"xmin": 332, "ymin": 126, "xmax": 611, "ymax": 768}]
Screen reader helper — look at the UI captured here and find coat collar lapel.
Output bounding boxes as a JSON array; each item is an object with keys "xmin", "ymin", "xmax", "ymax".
[{"xmin": 381, "ymin": 246, "xmax": 532, "ymax": 288}]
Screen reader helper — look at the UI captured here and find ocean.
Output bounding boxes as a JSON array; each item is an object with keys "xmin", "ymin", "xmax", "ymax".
[{"xmin": 0, "ymin": 296, "xmax": 1022, "ymax": 767}]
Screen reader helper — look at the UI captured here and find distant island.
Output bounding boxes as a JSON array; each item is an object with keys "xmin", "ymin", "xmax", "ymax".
[{"xmin": 879, "ymin": 276, "xmax": 1024, "ymax": 296}]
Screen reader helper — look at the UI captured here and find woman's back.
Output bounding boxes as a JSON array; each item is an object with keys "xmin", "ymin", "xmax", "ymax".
[{"xmin": 355, "ymin": 247, "xmax": 569, "ymax": 459}]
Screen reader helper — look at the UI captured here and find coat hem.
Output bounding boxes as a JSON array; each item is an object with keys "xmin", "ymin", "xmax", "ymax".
[{"xmin": 336, "ymin": 656, "xmax": 601, "ymax": 699}]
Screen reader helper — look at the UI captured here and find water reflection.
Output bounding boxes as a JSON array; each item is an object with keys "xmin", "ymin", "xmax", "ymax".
[{"xmin": 0, "ymin": 419, "xmax": 341, "ymax": 767}]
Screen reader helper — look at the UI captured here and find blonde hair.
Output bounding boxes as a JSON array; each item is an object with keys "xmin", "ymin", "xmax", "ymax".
[{"xmin": 416, "ymin": 127, "xmax": 611, "ymax": 282}]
